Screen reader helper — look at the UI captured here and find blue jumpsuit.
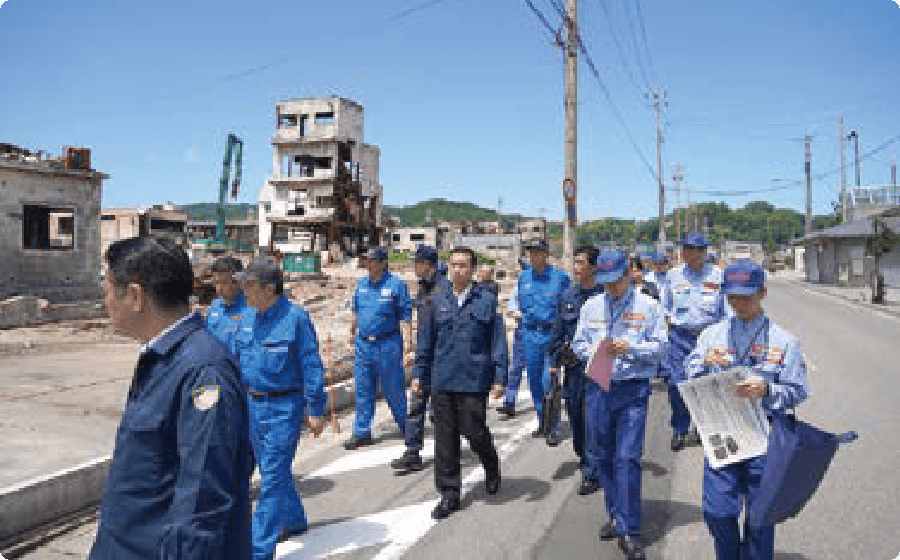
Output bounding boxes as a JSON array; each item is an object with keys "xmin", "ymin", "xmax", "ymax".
[
  {"xmin": 206, "ymin": 292, "xmax": 249, "ymax": 348},
  {"xmin": 549, "ymin": 282, "xmax": 604, "ymax": 480},
  {"xmin": 571, "ymin": 287, "xmax": 667, "ymax": 537},
  {"xmin": 685, "ymin": 313, "xmax": 809, "ymax": 560},
  {"xmin": 352, "ymin": 271, "xmax": 412, "ymax": 438},
  {"xmin": 90, "ymin": 314, "xmax": 251, "ymax": 560},
  {"xmin": 404, "ymin": 272, "xmax": 451, "ymax": 453},
  {"xmin": 233, "ymin": 296, "xmax": 327, "ymax": 560},
  {"xmin": 502, "ymin": 286, "xmax": 529, "ymax": 407},
  {"xmin": 517, "ymin": 266, "xmax": 570, "ymax": 418},
  {"xmin": 660, "ymin": 263, "xmax": 727, "ymax": 436}
]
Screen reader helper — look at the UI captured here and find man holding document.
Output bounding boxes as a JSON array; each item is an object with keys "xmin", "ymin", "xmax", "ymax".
[
  {"xmin": 571, "ymin": 251, "xmax": 667, "ymax": 560},
  {"xmin": 684, "ymin": 260, "xmax": 809, "ymax": 560}
]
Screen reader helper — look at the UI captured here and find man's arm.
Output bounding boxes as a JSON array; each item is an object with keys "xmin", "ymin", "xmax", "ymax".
[
  {"xmin": 490, "ymin": 302, "xmax": 509, "ymax": 389},
  {"xmin": 414, "ymin": 295, "xmax": 437, "ymax": 392},
  {"xmin": 160, "ymin": 363, "xmax": 247, "ymax": 558},
  {"xmin": 760, "ymin": 336, "xmax": 809, "ymax": 411},
  {"xmin": 397, "ymin": 281, "xmax": 414, "ymax": 349},
  {"xmin": 549, "ymin": 297, "xmax": 566, "ymax": 369},
  {"xmin": 296, "ymin": 312, "xmax": 327, "ymax": 420},
  {"xmin": 624, "ymin": 300, "xmax": 668, "ymax": 364}
]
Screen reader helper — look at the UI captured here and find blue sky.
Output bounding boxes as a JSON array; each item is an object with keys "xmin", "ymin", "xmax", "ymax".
[{"xmin": 1, "ymin": 0, "xmax": 898, "ymax": 221}]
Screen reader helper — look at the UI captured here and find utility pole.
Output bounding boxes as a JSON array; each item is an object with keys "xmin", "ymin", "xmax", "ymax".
[
  {"xmin": 650, "ymin": 87, "xmax": 667, "ymax": 253},
  {"xmin": 839, "ymin": 114, "xmax": 847, "ymax": 223},
  {"xmin": 892, "ymin": 156, "xmax": 896, "ymax": 188},
  {"xmin": 561, "ymin": 0, "xmax": 578, "ymax": 274},
  {"xmin": 805, "ymin": 134, "xmax": 813, "ymax": 234},
  {"xmin": 848, "ymin": 129, "xmax": 860, "ymax": 187},
  {"xmin": 673, "ymin": 161, "xmax": 683, "ymax": 243}
]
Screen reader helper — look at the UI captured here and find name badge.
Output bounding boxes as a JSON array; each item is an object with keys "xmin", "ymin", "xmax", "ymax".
[{"xmin": 381, "ymin": 288, "xmax": 392, "ymax": 297}]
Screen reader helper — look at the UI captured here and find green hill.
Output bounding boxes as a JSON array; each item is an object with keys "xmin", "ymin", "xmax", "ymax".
[{"xmin": 383, "ymin": 199, "xmax": 538, "ymax": 227}]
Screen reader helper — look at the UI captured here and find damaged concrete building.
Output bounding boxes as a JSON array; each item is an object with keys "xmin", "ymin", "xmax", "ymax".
[
  {"xmin": 259, "ymin": 96, "xmax": 382, "ymax": 257},
  {"xmin": 100, "ymin": 204, "xmax": 188, "ymax": 256},
  {"xmin": 0, "ymin": 143, "xmax": 107, "ymax": 301}
]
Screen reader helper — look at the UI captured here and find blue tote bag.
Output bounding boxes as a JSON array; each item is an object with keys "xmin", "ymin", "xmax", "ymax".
[{"xmin": 747, "ymin": 411, "xmax": 857, "ymax": 527}]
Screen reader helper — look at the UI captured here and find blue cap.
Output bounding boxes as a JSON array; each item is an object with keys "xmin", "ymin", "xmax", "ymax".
[
  {"xmin": 652, "ymin": 253, "xmax": 670, "ymax": 264},
  {"xmin": 413, "ymin": 244, "xmax": 438, "ymax": 263},
  {"xmin": 526, "ymin": 239, "xmax": 549, "ymax": 252},
  {"xmin": 236, "ymin": 257, "xmax": 282, "ymax": 285},
  {"xmin": 682, "ymin": 233, "xmax": 709, "ymax": 248},
  {"xmin": 365, "ymin": 247, "xmax": 388, "ymax": 261},
  {"xmin": 722, "ymin": 260, "xmax": 765, "ymax": 295},
  {"xmin": 595, "ymin": 250, "xmax": 629, "ymax": 283}
]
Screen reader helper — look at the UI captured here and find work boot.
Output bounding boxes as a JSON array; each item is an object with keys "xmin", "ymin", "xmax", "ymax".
[
  {"xmin": 599, "ymin": 519, "xmax": 619, "ymax": 540},
  {"xmin": 431, "ymin": 494, "xmax": 460, "ymax": 520},
  {"xmin": 343, "ymin": 434, "xmax": 374, "ymax": 450},
  {"xmin": 685, "ymin": 426, "xmax": 702, "ymax": 446},
  {"xmin": 578, "ymin": 478, "xmax": 600, "ymax": 496},
  {"xmin": 391, "ymin": 450, "xmax": 424, "ymax": 472},
  {"xmin": 670, "ymin": 432, "xmax": 685, "ymax": 452},
  {"xmin": 618, "ymin": 535, "xmax": 647, "ymax": 560},
  {"xmin": 546, "ymin": 428, "xmax": 563, "ymax": 447}
]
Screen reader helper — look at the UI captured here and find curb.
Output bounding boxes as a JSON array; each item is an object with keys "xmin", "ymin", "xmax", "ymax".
[
  {"xmin": 0, "ymin": 370, "xmax": 413, "ymax": 547},
  {"xmin": 783, "ymin": 278, "xmax": 900, "ymax": 320}
]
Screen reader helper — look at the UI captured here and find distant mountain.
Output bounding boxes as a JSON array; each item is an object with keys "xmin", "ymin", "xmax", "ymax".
[
  {"xmin": 383, "ymin": 198, "xmax": 538, "ymax": 227},
  {"xmin": 182, "ymin": 202, "xmax": 255, "ymax": 221}
]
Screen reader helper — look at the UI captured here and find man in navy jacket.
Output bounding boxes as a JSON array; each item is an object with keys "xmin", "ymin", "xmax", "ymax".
[{"xmin": 414, "ymin": 247, "xmax": 509, "ymax": 520}]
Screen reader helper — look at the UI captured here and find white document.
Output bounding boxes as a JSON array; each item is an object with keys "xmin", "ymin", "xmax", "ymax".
[{"xmin": 677, "ymin": 366, "xmax": 770, "ymax": 469}]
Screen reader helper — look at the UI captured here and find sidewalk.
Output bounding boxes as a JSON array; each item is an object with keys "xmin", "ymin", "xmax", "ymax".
[{"xmin": 771, "ymin": 269, "xmax": 900, "ymax": 319}]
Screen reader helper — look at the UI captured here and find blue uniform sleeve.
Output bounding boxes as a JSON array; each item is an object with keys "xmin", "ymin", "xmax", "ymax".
[
  {"xmin": 661, "ymin": 280, "xmax": 674, "ymax": 317},
  {"xmin": 571, "ymin": 300, "xmax": 600, "ymax": 361},
  {"xmin": 414, "ymin": 298, "xmax": 436, "ymax": 390},
  {"xmin": 490, "ymin": 303, "xmax": 509, "ymax": 387},
  {"xmin": 685, "ymin": 329, "xmax": 716, "ymax": 379},
  {"xmin": 159, "ymin": 363, "xmax": 248, "ymax": 559},
  {"xmin": 625, "ymin": 300, "xmax": 668, "ymax": 364},
  {"xmin": 396, "ymin": 280, "xmax": 413, "ymax": 322},
  {"xmin": 761, "ymin": 337, "xmax": 809, "ymax": 412},
  {"xmin": 296, "ymin": 313, "xmax": 327, "ymax": 418}
]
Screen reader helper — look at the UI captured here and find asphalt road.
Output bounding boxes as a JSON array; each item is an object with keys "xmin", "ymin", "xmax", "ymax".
[{"xmin": 10, "ymin": 278, "xmax": 900, "ymax": 560}]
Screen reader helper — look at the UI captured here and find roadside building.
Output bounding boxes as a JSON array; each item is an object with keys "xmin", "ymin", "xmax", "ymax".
[
  {"xmin": 0, "ymin": 143, "xmax": 108, "ymax": 301},
  {"xmin": 454, "ymin": 233, "xmax": 522, "ymax": 262},
  {"xmin": 383, "ymin": 226, "xmax": 440, "ymax": 253},
  {"xmin": 100, "ymin": 205, "xmax": 188, "ymax": 256}
]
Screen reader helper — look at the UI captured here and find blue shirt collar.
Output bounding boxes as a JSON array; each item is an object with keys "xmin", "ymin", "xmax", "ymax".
[
  {"xmin": 142, "ymin": 312, "xmax": 202, "ymax": 357},
  {"xmin": 733, "ymin": 311, "xmax": 767, "ymax": 333},
  {"xmin": 258, "ymin": 295, "xmax": 289, "ymax": 322}
]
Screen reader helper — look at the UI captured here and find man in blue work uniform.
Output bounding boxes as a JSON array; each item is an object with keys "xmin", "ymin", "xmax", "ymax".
[
  {"xmin": 644, "ymin": 253, "xmax": 670, "ymax": 295},
  {"xmin": 416, "ymin": 247, "xmax": 508, "ymax": 519},
  {"xmin": 661, "ymin": 233, "xmax": 727, "ymax": 452},
  {"xmin": 548, "ymin": 245, "xmax": 604, "ymax": 494},
  {"xmin": 346, "ymin": 247, "xmax": 413, "ymax": 449},
  {"xmin": 391, "ymin": 244, "xmax": 451, "ymax": 473},
  {"xmin": 685, "ymin": 261, "xmax": 809, "ymax": 560},
  {"xmin": 90, "ymin": 237, "xmax": 251, "ymax": 560},
  {"xmin": 517, "ymin": 239, "xmax": 570, "ymax": 436},
  {"xmin": 233, "ymin": 258, "xmax": 327, "ymax": 560},
  {"xmin": 206, "ymin": 256, "xmax": 248, "ymax": 348},
  {"xmin": 571, "ymin": 250, "xmax": 667, "ymax": 560},
  {"xmin": 497, "ymin": 258, "xmax": 529, "ymax": 419}
]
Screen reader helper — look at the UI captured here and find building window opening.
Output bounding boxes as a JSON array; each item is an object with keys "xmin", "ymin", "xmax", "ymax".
[
  {"xmin": 23, "ymin": 205, "xmax": 75, "ymax": 250},
  {"xmin": 392, "ymin": 234, "xmax": 401, "ymax": 242},
  {"xmin": 410, "ymin": 234, "xmax": 426, "ymax": 242},
  {"xmin": 315, "ymin": 112, "xmax": 335, "ymax": 125},
  {"xmin": 278, "ymin": 114, "xmax": 298, "ymax": 128}
]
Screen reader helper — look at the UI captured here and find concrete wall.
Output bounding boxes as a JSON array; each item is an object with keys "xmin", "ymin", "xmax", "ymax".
[
  {"xmin": 0, "ymin": 165, "xmax": 103, "ymax": 302},
  {"xmin": 386, "ymin": 227, "xmax": 438, "ymax": 252},
  {"xmin": 274, "ymin": 97, "xmax": 364, "ymax": 144}
]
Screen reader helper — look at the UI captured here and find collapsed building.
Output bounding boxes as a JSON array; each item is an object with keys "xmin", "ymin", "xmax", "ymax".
[
  {"xmin": 0, "ymin": 143, "xmax": 107, "ymax": 301},
  {"xmin": 258, "ymin": 96, "xmax": 382, "ymax": 258}
]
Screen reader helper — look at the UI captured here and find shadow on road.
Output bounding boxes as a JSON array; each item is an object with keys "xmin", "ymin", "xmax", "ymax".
[
  {"xmin": 775, "ymin": 553, "xmax": 809, "ymax": 560},
  {"xmin": 462, "ymin": 476, "xmax": 552, "ymax": 508},
  {"xmin": 641, "ymin": 459, "xmax": 669, "ymax": 477},
  {"xmin": 551, "ymin": 460, "xmax": 580, "ymax": 480},
  {"xmin": 641, "ymin": 498, "xmax": 704, "ymax": 547}
]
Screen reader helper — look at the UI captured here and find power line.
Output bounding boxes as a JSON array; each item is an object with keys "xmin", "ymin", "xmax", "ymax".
[
  {"xmin": 812, "ymin": 132, "xmax": 900, "ymax": 182},
  {"xmin": 383, "ymin": 0, "xmax": 448, "ymax": 24},
  {"xmin": 595, "ymin": 0, "xmax": 651, "ymax": 104},
  {"xmin": 617, "ymin": 0, "xmax": 653, "ymax": 91},
  {"xmin": 523, "ymin": 0, "xmax": 559, "ymax": 38},
  {"xmin": 631, "ymin": 0, "xmax": 658, "ymax": 84}
]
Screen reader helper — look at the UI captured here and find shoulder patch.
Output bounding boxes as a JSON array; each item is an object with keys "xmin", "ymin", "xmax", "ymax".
[{"xmin": 192, "ymin": 385, "xmax": 220, "ymax": 411}]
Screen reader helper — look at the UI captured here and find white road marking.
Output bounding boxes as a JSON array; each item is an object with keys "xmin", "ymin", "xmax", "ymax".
[{"xmin": 276, "ymin": 418, "xmax": 538, "ymax": 560}]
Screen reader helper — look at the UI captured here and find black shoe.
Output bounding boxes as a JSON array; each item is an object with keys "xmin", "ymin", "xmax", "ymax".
[
  {"xmin": 431, "ymin": 494, "xmax": 460, "ymax": 520},
  {"xmin": 343, "ymin": 435, "xmax": 374, "ymax": 450},
  {"xmin": 578, "ymin": 478, "xmax": 600, "ymax": 496},
  {"xmin": 546, "ymin": 430, "xmax": 563, "ymax": 447},
  {"xmin": 496, "ymin": 404, "xmax": 516, "ymax": 419},
  {"xmin": 391, "ymin": 450, "xmax": 424, "ymax": 472},
  {"xmin": 618, "ymin": 534, "xmax": 647, "ymax": 560},
  {"xmin": 485, "ymin": 472, "xmax": 501, "ymax": 495},
  {"xmin": 278, "ymin": 523, "xmax": 308, "ymax": 541},
  {"xmin": 599, "ymin": 519, "xmax": 618, "ymax": 540},
  {"xmin": 670, "ymin": 433, "xmax": 685, "ymax": 452},
  {"xmin": 685, "ymin": 426, "xmax": 702, "ymax": 446},
  {"xmin": 532, "ymin": 427, "xmax": 545, "ymax": 438}
]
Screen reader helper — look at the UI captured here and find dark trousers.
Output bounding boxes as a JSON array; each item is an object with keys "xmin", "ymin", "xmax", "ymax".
[
  {"xmin": 404, "ymin": 390, "xmax": 430, "ymax": 452},
  {"xmin": 433, "ymin": 391, "xmax": 500, "ymax": 497}
]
